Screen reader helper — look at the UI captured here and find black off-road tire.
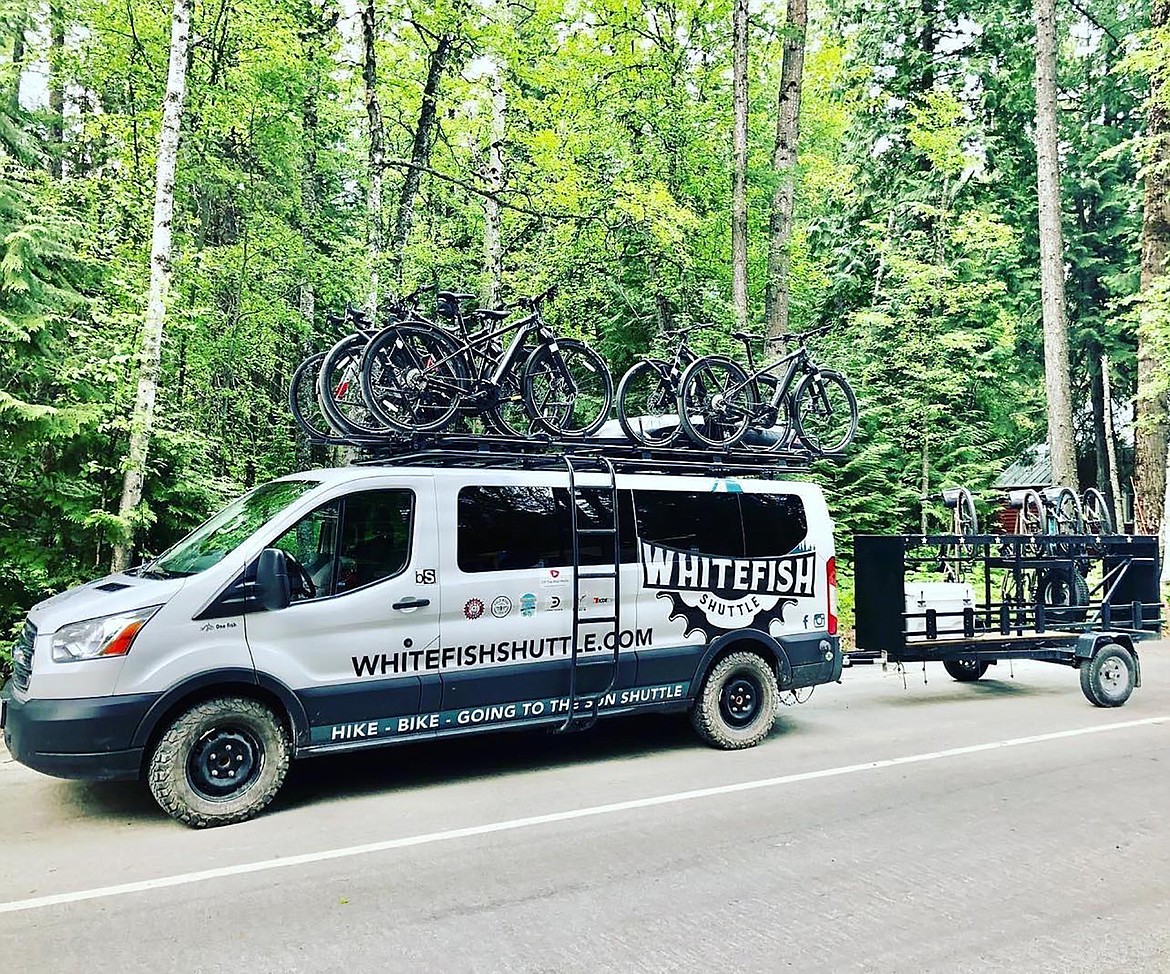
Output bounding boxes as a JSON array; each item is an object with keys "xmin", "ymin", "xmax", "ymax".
[
  {"xmin": 148, "ymin": 697, "xmax": 291, "ymax": 829},
  {"xmin": 1080, "ymin": 643, "xmax": 1136, "ymax": 708},
  {"xmin": 943, "ymin": 658, "xmax": 989, "ymax": 682},
  {"xmin": 691, "ymin": 651, "xmax": 780, "ymax": 750}
]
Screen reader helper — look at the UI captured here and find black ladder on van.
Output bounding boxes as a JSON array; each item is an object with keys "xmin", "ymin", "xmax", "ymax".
[{"xmin": 559, "ymin": 455, "xmax": 622, "ymax": 732}]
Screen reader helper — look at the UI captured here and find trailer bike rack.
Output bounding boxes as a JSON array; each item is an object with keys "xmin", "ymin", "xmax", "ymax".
[{"xmin": 853, "ymin": 533, "xmax": 1162, "ymax": 706}]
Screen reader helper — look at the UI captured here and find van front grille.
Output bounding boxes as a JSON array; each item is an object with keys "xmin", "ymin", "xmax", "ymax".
[{"xmin": 11, "ymin": 621, "xmax": 35, "ymax": 691}]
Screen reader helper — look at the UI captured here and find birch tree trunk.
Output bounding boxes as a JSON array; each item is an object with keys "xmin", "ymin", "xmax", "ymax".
[
  {"xmin": 1134, "ymin": 0, "xmax": 1170, "ymax": 536},
  {"xmin": 731, "ymin": 0, "xmax": 749, "ymax": 333},
  {"xmin": 480, "ymin": 59, "xmax": 505, "ymax": 307},
  {"xmin": 111, "ymin": 0, "xmax": 193, "ymax": 572},
  {"xmin": 764, "ymin": 0, "xmax": 806, "ymax": 339},
  {"xmin": 390, "ymin": 33, "xmax": 453, "ymax": 279},
  {"xmin": 1033, "ymin": 0, "xmax": 1078, "ymax": 488},
  {"xmin": 361, "ymin": 0, "xmax": 385, "ymax": 316}
]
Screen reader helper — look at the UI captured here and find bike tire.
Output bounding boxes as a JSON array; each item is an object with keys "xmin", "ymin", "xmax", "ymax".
[
  {"xmin": 521, "ymin": 338, "xmax": 614, "ymax": 437},
  {"xmin": 1048, "ymin": 486, "xmax": 1084, "ymax": 535},
  {"xmin": 359, "ymin": 321, "xmax": 468, "ymax": 433},
  {"xmin": 791, "ymin": 369, "xmax": 858, "ymax": 455},
  {"xmin": 483, "ymin": 360, "xmax": 535, "ymax": 438},
  {"xmin": 318, "ymin": 333, "xmax": 386, "ymax": 436},
  {"xmin": 677, "ymin": 355, "xmax": 756, "ymax": 449},
  {"xmin": 1081, "ymin": 488, "xmax": 1114, "ymax": 534},
  {"xmin": 751, "ymin": 374, "xmax": 795, "ymax": 453},
  {"xmin": 955, "ymin": 486, "xmax": 979, "ymax": 537},
  {"xmin": 617, "ymin": 359, "xmax": 681, "ymax": 447},
  {"xmin": 289, "ymin": 352, "xmax": 332, "ymax": 440}
]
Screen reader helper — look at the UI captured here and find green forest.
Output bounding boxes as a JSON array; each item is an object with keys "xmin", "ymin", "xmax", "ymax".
[{"xmin": 3, "ymin": 0, "xmax": 1170, "ymax": 645}]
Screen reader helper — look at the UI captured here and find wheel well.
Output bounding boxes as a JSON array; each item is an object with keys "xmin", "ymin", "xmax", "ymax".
[
  {"xmin": 703, "ymin": 637, "xmax": 790, "ymax": 687},
  {"xmin": 137, "ymin": 682, "xmax": 295, "ymax": 772}
]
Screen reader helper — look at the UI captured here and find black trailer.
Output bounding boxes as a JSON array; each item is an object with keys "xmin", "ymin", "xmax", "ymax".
[{"xmin": 853, "ymin": 533, "xmax": 1162, "ymax": 706}]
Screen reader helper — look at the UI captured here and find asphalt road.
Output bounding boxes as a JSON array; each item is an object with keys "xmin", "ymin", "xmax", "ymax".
[{"xmin": 2, "ymin": 648, "xmax": 1169, "ymax": 973}]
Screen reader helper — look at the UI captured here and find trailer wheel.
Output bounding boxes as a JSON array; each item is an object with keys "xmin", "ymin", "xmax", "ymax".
[
  {"xmin": 943, "ymin": 658, "xmax": 989, "ymax": 682},
  {"xmin": 148, "ymin": 697, "xmax": 290, "ymax": 828},
  {"xmin": 691, "ymin": 651, "xmax": 779, "ymax": 749},
  {"xmin": 1080, "ymin": 644, "xmax": 1136, "ymax": 708}
]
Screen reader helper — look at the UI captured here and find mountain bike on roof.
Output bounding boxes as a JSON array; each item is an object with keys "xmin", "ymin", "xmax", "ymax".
[
  {"xmin": 677, "ymin": 323, "xmax": 858, "ymax": 454},
  {"xmin": 359, "ymin": 286, "xmax": 613, "ymax": 438}
]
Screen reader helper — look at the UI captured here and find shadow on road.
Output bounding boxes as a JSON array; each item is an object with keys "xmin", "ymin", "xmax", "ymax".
[
  {"xmin": 51, "ymin": 711, "xmax": 806, "ymax": 825},
  {"xmin": 875, "ymin": 675, "xmax": 1067, "ymax": 707}
]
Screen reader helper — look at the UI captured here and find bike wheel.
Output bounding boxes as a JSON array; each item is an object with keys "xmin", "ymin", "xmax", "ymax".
[
  {"xmin": 522, "ymin": 339, "xmax": 614, "ymax": 437},
  {"xmin": 289, "ymin": 352, "xmax": 332, "ymax": 440},
  {"xmin": 791, "ymin": 369, "xmax": 858, "ymax": 455},
  {"xmin": 1081, "ymin": 488, "xmax": 1114, "ymax": 534},
  {"xmin": 484, "ymin": 361, "xmax": 535, "ymax": 438},
  {"xmin": 360, "ymin": 322, "xmax": 468, "ymax": 433},
  {"xmin": 954, "ymin": 486, "xmax": 979, "ymax": 538},
  {"xmin": 677, "ymin": 356, "xmax": 756, "ymax": 449},
  {"xmin": 617, "ymin": 359, "xmax": 681, "ymax": 447},
  {"xmin": 751, "ymin": 374, "xmax": 795, "ymax": 453},
  {"xmin": 319, "ymin": 333, "xmax": 386, "ymax": 436},
  {"xmin": 1049, "ymin": 486, "xmax": 1084, "ymax": 535}
]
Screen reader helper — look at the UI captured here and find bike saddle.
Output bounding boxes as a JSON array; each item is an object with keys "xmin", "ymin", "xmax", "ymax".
[
  {"xmin": 474, "ymin": 308, "xmax": 510, "ymax": 322},
  {"xmin": 732, "ymin": 330, "xmax": 764, "ymax": 343},
  {"xmin": 939, "ymin": 487, "xmax": 965, "ymax": 508},
  {"xmin": 436, "ymin": 291, "xmax": 476, "ymax": 303}
]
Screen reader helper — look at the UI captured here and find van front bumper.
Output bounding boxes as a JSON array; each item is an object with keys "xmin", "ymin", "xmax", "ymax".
[{"xmin": 1, "ymin": 682, "xmax": 155, "ymax": 781}]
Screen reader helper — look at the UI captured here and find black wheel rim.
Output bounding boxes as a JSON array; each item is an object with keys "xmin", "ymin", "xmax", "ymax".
[
  {"xmin": 719, "ymin": 675, "xmax": 762, "ymax": 727},
  {"xmin": 187, "ymin": 725, "xmax": 264, "ymax": 802}
]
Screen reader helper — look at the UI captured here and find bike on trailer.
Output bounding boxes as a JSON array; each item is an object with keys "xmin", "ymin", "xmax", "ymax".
[
  {"xmin": 928, "ymin": 487, "xmax": 979, "ymax": 582},
  {"xmin": 359, "ymin": 286, "xmax": 613, "ymax": 438},
  {"xmin": 676, "ymin": 323, "xmax": 858, "ymax": 453}
]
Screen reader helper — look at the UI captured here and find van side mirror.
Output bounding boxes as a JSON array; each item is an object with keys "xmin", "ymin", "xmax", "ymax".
[{"xmin": 255, "ymin": 548, "xmax": 291, "ymax": 611}]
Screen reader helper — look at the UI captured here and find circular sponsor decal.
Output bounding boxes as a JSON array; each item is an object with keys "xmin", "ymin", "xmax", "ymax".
[
  {"xmin": 464, "ymin": 598, "xmax": 485, "ymax": 620},
  {"xmin": 490, "ymin": 595, "xmax": 513, "ymax": 618}
]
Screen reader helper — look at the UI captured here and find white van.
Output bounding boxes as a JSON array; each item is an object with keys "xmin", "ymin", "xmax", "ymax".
[{"xmin": 2, "ymin": 462, "xmax": 841, "ymax": 827}]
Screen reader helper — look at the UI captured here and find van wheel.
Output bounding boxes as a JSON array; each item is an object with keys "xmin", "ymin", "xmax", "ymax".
[
  {"xmin": 1080, "ymin": 644, "xmax": 1136, "ymax": 708},
  {"xmin": 691, "ymin": 651, "xmax": 779, "ymax": 749},
  {"xmin": 147, "ymin": 697, "xmax": 290, "ymax": 828}
]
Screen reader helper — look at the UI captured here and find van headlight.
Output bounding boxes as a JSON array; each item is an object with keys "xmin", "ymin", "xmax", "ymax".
[{"xmin": 51, "ymin": 606, "xmax": 162, "ymax": 662}]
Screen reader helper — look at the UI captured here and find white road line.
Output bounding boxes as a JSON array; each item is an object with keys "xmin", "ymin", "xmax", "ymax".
[{"xmin": 1, "ymin": 715, "xmax": 1165, "ymax": 916}]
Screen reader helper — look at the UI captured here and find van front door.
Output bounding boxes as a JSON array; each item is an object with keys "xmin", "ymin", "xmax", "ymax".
[{"xmin": 244, "ymin": 477, "xmax": 441, "ymax": 747}]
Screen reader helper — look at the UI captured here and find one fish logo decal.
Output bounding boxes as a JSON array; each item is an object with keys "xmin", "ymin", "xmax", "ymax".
[{"xmin": 641, "ymin": 541, "xmax": 816, "ymax": 639}]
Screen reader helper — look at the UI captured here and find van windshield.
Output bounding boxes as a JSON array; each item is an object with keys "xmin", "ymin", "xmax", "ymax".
[{"xmin": 142, "ymin": 480, "xmax": 320, "ymax": 578}]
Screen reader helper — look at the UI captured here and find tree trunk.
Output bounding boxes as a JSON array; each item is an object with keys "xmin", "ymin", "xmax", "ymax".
[
  {"xmin": 764, "ymin": 0, "xmax": 806, "ymax": 339},
  {"xmin": 731, "ymin": 0, "xmax": 748, "ymax": 332},
  {"xmin": 11, "ymin": 14, "xmax": 26, "ymax": 116},
  {"xmin": 1100, "ymin": 354, "xmax": 1123, "ymax": 522},
  {"xmin": 1134, "ymin": 0, "xmax": 1170, "ymax": 536},
  {"xmin": 390, "ymin": 33, "xmax": 453, "ymax": 281},
  {"xmin": 480, "ymin": 59, "xmax": 505, "ymax": 308},
  {"xmin": 49, "ymin": 1, "xmax": 65, "ymax": 178},
  {"xmin": 111, "ymin": 0, "xmax": 194, "ymax": 572},
  {"xmin": 1091, "ymin": 359, "xmax": 1107, "ymax": 490},
  {"xmin": 1033, "ymin": 0, "xmax": 1077, "ymax": 488},
  {"xmin": 361, "ymin": 0, "xmax": 385, "ymax": 316}
]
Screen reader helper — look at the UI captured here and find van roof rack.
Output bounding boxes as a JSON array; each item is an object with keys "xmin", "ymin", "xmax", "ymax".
[{"xmin": 314, "ymin": 431, "xmax": 832, "ymax": 477}]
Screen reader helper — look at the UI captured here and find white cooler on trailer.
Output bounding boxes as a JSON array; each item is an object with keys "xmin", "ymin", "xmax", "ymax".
[{"xmin": 905, "ymin": 582, "xmax": 975, "ymax": 635}]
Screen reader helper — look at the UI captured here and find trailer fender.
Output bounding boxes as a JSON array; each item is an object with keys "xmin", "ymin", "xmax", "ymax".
[
  {"xmin": 1075, "ymin": 633, "xmax": 1140, "ymax": 688},
  {"xmin": 692, "ymin": 631, "xmax": 794, "ymax": 690}
]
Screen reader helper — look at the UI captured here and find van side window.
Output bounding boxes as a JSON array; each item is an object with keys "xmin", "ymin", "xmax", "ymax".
[
  {"xmin": 271, "ymin": 489, "xmax": 413, "ymax": 600},
  {"xmin": 740, "ymin": 493, "xmax": 808, "ymax": 557},
  {"xmin": 632, "ymin": 491, "xmax": 744, "ymax": 557},
  {"xmin": 458, "ymin": 486, "xmax": 636, "ymax": 573},
  {"xmin": 272, "ymin": 500, "xmax": 340, "ymax": 601}
]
